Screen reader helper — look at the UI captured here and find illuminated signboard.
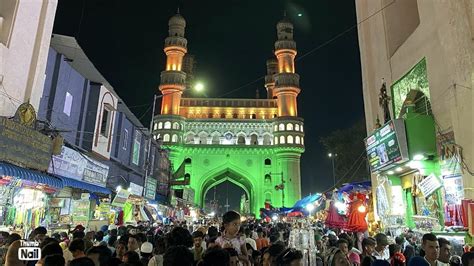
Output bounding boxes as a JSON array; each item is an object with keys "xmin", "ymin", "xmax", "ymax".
[{"xmin": 365, "ymin": 119, "xmax": 409, "ymax": 173}]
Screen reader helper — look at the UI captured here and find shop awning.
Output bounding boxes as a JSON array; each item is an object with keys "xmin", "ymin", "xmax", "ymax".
[
  {"xmin": 58, "ymin": 176, "xmax": 111, "ymax": 195},
  {"xmin": 0, "ymin": 162, "xmax": 63, "ymax": 189}
]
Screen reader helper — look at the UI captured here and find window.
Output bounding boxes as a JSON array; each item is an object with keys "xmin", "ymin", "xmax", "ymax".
[
  {"xmin": 280, "ymin": 136, "xmax": 285, "ymax": 144},
  {"xmin": 301, "ymin": 138, "xmax": 304, "ymax": 145},
  {"xmin": 265, "ymin": 159, "xmax": 272, "ymax": 165},
  {"xmin": 63, "ymin": 92, "xmax": 73, "ymax": 116},
  {"xmin": 263, "ymin": 135, "xmax": 271, "ymax": 145},
  {"xmin": 274, "ymin": 125, "xmax": 278, "ymax": 132},
  {"xmin": 274, "ymin": 136, "xmax": 278, "ymax": 144},
  {"xmin": 295, "ymin": 124, "xmax": 300, "ymax": 131},
  {"xmin": 186, "ymin": 134, "xmax": 194, "ymax": 144},
  {"xmin": 158, "ymin": 122, "xmax": 163, "ymax": 129},
  {"xmin": 233, "ymin": 113, "xmax": 238, "ymax": 119},
  {"xmin": 295, "ymin": 136, "xmax": 300, "ymax": 144},
  {"xmin": 172, "ymin": 134, "xmax": 178, "ymax": 142},
  {"xmin": 199, "ymin": 134, "xmax": 207, "ymax": 144},
  {"xmin": 250, "ymin": 134, "xmax": 258, "ymax": 145},
  {"xmin": 251, "ymin": 114, "xmax": 256, "ymax": 119},
  {"xmin": 279, "ymin": 124, "xmax": 285, "ymax": 131},
  {"xmin": 265, "ymin": 174, "xmax": 272, "ymax": 183},
  {"xmin": 286, "ymin": 123, "xmax": 293, "ymax": 131},
  {"xmin": 237, "ymin": 135, "xmax": 246, "ymax": 145},
  {"xmin": 212, "ymin": 135, "xmax": 220, "ymax": 144},
  {"xmin": 220, "ymin": 113, "xmax": 226, "ymax": 118},
  {"xmin": 122, "ymin": 129, "xmax": 129, "ymax": 150},
  {"xmin": 100, "ymin": 108, "xmax": 111, "ymax": 137},
  {"xmin": 287, "ymin": 135, "xmax": 294, "ymax": 144},
  {"xmin": 300, "ymin": 125, "xmax": 304, "ymax": 132},
  {"xmin": 173, "ymin": 122, "xmax": 180, "ymax": 129},
  {"xmin": 132, "ymin": 130, "xmax": 141, "ymax": 165},
  {"xmin": 208, "ymin": 113, "xmax": 213, "ymax": 118},
  {"xmin": 153, "ymin": 122, "xmax": 158, "ymax": 130},
  {"xmin": 163, "ymin": 134, "xmax": 170, "ymax": 142},
  {"xmin": 265, "ymin": 192, "xmax": 272, "ymax": 203},
  {"xmin": 164, "ymin": 121, "xmax": 171, "ymax": 129}
]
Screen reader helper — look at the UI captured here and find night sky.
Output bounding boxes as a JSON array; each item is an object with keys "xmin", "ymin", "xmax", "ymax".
[{"xmin": 53, "ymin": 0, "xmax": 364, "ymax": 210}]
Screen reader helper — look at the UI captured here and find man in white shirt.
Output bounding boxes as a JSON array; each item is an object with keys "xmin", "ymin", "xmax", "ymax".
[
  {"xmin": 422, "ymin": 233, "xmax": 441, "ymax": 266},
  {"xmin": 245, "ymin": 228, "xmax": 257, "ymax": 251},
  {"xmin": 372, "ymin": 233, "xmax": 390, "ymax": 260}
]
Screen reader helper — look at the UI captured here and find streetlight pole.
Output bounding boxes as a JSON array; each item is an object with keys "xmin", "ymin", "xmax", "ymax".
[
  {"xmin": 328, "ymin": 153, "xmax": 337, "ymax": 186},
  {"xmin": 271, "ymin": 172, "xmax": 285, "ymax": 207}
]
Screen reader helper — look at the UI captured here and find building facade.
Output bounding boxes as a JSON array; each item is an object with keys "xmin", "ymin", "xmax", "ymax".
[
  {"xmin": 153, "ymin": 13, "xmax": 305, "ymax": 215},
  {"xmin": 39, "ymin": 35, "xmax": 170, "ymax": 203},
  {"xmin": 0, "ymin": 0, "xmax": 58, "ymax": 117},
  {"xmin": 356, "ymin": 0, "xmax": 473, "ymax": 233}
]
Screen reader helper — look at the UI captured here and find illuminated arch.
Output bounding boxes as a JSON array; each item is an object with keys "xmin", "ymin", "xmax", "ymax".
[{"xmin": 199, "ymin": 166, "xmax": 255, "ymax": 213}]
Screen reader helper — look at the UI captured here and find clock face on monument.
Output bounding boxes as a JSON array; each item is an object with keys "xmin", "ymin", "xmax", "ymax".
[{"xmin": 225, "ymin": 133, "xmax": 233, "ymax": 140}]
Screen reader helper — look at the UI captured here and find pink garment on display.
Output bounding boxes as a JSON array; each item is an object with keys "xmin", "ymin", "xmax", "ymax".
[{"xmin": 325, "ymin": 201, "xmax": 347, "ymax": 228}]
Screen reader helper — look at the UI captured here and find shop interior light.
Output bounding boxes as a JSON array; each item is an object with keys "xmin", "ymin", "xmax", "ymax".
[
  {"xmin": 387, "ymin": 170, "xmax": 394, "ymax": 175},
  {"xmin": 158, "ymin": 211, "xmax": 163, "ymax": 216},
  {"xmin": 116, "ymin": 185, "xmax": 122, "ymax": 192},
  {"xmin": 408, "ymin": 161, "xmax": 422, "ymax": 169},
  {"xmin": 306, "ymin": 203, "xmax": 315, "ymax": 212},
  {"xmin": 209, "ymin": 212, "xmax": 215, "ymax": 217},
  {"xmin": 127, "ymin": 187, "xmax": 132, "ymax": 192},
  {"xmin": 413, "ymin": 154, "xmax": 425, "ymax": 161},
  {"xmin": 357, "ymin": 205, "xmax": 367, "ymax": 213},
  {"xmin": 272, "ymin": 215, "xmax": 278, "ymax": 221},
  {"xmin": 395, "ymin": 167, "xmax": 403, "ymax": 172}
]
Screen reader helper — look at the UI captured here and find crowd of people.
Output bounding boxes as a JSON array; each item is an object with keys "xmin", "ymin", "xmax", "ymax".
[{"xmin": 0, "ymin": 210, "xmax": 472, "ymax": 266}]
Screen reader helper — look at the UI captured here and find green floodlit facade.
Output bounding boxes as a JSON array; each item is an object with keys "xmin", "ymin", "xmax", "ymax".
[{"xmin": 152, "ymin": 14, "xmax": 305, "ymax": 215}]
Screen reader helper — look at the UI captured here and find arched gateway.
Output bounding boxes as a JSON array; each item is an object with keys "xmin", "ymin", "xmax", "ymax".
[{"xmin": 152, "ymin": 13, "xmax": 305, "ymax": 215}]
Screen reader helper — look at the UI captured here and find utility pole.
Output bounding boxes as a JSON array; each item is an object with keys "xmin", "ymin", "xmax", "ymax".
[{"xmin": 144, "ymin": 94, "xmax": 158, "ymax": 197}]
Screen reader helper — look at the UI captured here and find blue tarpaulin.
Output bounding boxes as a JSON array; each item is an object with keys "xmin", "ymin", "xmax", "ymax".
[{"xmin": 0, "ymin": 162, "xmax": 63, "ymax": 189}]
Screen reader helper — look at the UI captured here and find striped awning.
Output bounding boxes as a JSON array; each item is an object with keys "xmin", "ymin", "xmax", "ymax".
[
  {"xmin": 58, "ymin": 176, "xmax": 111, "ymax": 195},
  {"xmin": 0, "ymin": 162, "xmax": 63, "ymax": 189}
]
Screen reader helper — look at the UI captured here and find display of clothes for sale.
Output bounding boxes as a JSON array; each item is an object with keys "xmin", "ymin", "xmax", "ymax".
[
  {"xmin": 376, "ymin": 177, "xmax": 390, "ymax": 217},
  {"xmin": 123, "ymin": 202, "xmax": 133, "ymax": 223},
  {"xmin": 325, "ymin": 192, "xmax": 347, "ymax": 229},
  {"xmin": 346, "ymin": 192, "xmax": 368, "ymax": 232},
  {"xmin": 288, "ymin": 223, "xmax": 317, "ymax": 266}
]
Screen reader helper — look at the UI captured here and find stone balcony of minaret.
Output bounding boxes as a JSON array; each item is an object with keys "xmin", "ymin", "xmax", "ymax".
[
  {"xmin": 275, "ymin": 40, "xmax": 296, "ymax": 51},
  {"xmin": 274, "ymin": 73, "xmax": 300, "ymax": 87},
  {"xmin": 164, "ymin": 36, "xmax": 188, "ymax": 49},
  {"xmin": 160, "ymin": 71, "xmax": 187, "ymax": 85},
  {"xmin": 265, "ymin": 75, "xmax": 274, "ymax": 85}
]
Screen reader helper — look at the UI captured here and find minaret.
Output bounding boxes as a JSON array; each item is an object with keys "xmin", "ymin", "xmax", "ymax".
[
  {"xmin": 264, "ymin": 58, "xmax": 278, "ymax": 99},
  {"xmin": 273, "ymin": 16, "xmax": 300, "ymax": 117},
  {"xmin": 159, "ymin": 11, "xmax": 188, "ymax": 115}
]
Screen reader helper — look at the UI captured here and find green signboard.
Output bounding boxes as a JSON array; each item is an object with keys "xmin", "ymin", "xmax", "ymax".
[
  {"xmin": 365, "ymin": 119, "xmax": 409, "ymax": 173},
  {"xmin": 145, "ymin": 177, "xmax": 157, "ymax": 200}
]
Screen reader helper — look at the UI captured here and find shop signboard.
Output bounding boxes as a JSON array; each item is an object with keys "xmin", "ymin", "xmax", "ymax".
[
  {"xmin": 182, "ymin": 187, "xmax": 195, "ymax": 203},
  {"xmin": 365, "ymin": 119, "xmax": 409, "ymax": 173},
  {"xmin": 129, "ymin": 182, "xmax": 143, "ymax": 196},
  {"xmin": 0, "ymin": 116, "xmax": 53, "ymax": 171},
  {"xmin": 111, "ymin": 189, "xmax": 130, "ymax": 207},
  {"xmin": 418, "ymin": 173, "xmax": 443, "ymax": 197},
  {"xmin": 48, "ymin": 146, "xmax": 109, "ymax": 187},
  {"xmin": 71, "ymin": 198, "xmax": 90, "ymax": 226},
  {"xmin": 437, "ymin": 131, "xmax": 463, "ymax": 178},
  {"xmin": 144, "ymin": 177, "xmax": 157, "ymax": 200}
]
